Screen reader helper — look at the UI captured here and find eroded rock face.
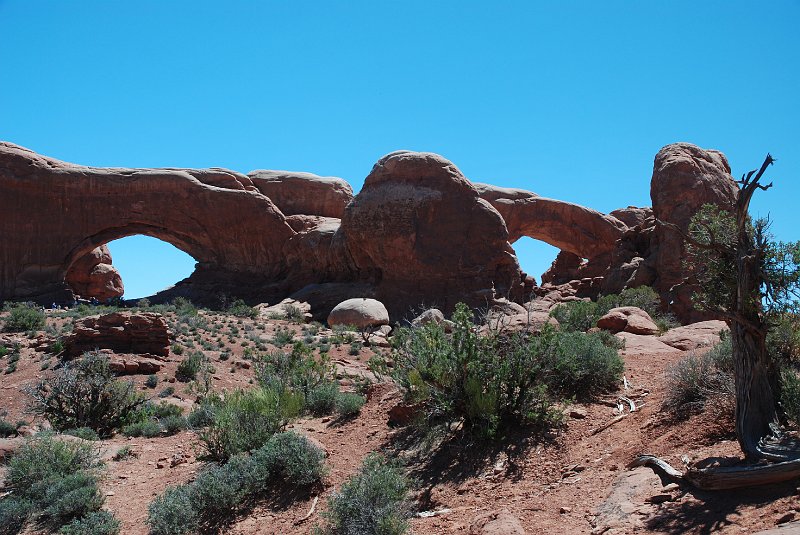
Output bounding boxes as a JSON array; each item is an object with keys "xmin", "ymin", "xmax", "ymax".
[
  {"xmin": 65, "ymin": 312, "xmax": 169, "ymax": 358},
  {"xmin": 660, "ymin": 320, "xmax": 728, "ymax": 351},
  {"xmin": 474, "ymin": 183, "xmax": 627, "ymax": 259},
  {"xmin": 65, "ymin": 245, "xmax": 124, "ymax": 301},
  {"xmin": 340, "ymin": 151, "xmax": 524, "ymax": 315},
  {"xmin": 650, "ymin": 143, "xmax": 738, "ymax": 321},
  {"xmin": 248, "ymin": 170, "xmax": 353, "ymax": 218}
]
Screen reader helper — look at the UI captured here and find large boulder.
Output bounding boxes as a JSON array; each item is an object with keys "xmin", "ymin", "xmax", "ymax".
[
  {"xmin": 660, "ymin": 320, "xmax": 728, "ymax": 350},
  {"xmin": 340, "ymin": 151, "xmax": 524, "ymax": 316},
  {"xmin": 327, "ymin": 298, "xmax": 390, "ymax": 330},
  {"xmin": 64, "ymin": 245, "xmax": 124, "ymax": 302},
  {"xmin": 65, "ymin": 312, "xmax": 169, "ymax": 358},
  {"xmin": 651, "ymin": 143, "xmax": 738, "ymax": 322},
  {"xmin": 597, "ymin": 306, "xmax": 659, "ymax": 335}
]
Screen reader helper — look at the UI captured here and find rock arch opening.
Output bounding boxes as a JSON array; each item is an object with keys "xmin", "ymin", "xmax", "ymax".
[{"xmin": 509, "ymin": 236, "xmax": 561, "ymax": 286}]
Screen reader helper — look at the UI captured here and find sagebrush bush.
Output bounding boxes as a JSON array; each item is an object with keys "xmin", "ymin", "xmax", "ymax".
[
  {"xmin": 227, "ymin": 299, "xmax": 257, "ymax": 319},
  {"xmin": 306, "ymin": 382, "xmax": 339, "ymax": 416},
  {"xmin": 257, "ymin": 342, "xmax": 338, "ymax": 414},
  {"xmin": 57, "ymin": 510, "xmax": 120, "ymax": 535},
  {"xmin": 26, "ymin": 352, "xmax": 144, "ymax": 437},
  {"xmin": 549, "ymin": 300, "xmax": 600, "ymax": 332},
  {"xmin": 318, "ymin": 453, "xmax": 410, "ymax": 535},
  {"xmin": 663, "ymin": 334, "xmax": 734, "ymax": 415},
  {"xmin": 147, "ymin": 432, "xmax": 325, "ymax": 532},
  {"xmin": 175, "ymin": 351, "xmax": 206, "ymax": 382},
  {"xmin": 769, "ymin": 313, "xmax": 800, "ymax": 364},
  {"xmin": 335, "ymin": 393, "xmax": 366, "ymax": 418},
  {"xmin": 0, "ymin": 418, "xmax": 19, "ymax": 437},
  {"xmin": 780, "ymin": 368, "xmax": 800, "ymax": 426},
  {"xmin": 3, "ymin": 436, "xmax": 116, "ymax": 533},
  {"xmin": 391, "ymin": 304, "xmax": 615, "ymax": 439},
  {"xmin": 249, "ymin": 431, "xmax": 326, "ymax": 488},
  {"xmin": 147, "ymin": 486, "xmax": 198, "ymax": 535},
  {"xmin": 63, "ymin": 427, "xmax": 100, "ymax": 441},
  {"xmin": 0, "ymin": 498, "xmax": 32, "ymax": 535},
  {"xmin": 197, "ymin": 387, "xmax": 302, "ymax": 461},
  {"xmin": 3, "ymin": 303, "xmax": 45, "ymax": 332},
  {"xmin": 122, "ymin": 420, "xmax": 162, "ymax": 438}
]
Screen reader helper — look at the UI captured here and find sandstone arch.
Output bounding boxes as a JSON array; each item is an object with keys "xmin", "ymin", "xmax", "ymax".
[
  {"xmin": 473, "ymin": 183, "xmax": 627, "ymax": 259},
  {"xmin": 0, "ymin": 142, "xmax": 296, "ymax": 303}
]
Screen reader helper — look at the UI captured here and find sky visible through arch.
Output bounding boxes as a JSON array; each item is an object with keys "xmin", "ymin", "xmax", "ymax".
[{"xmin": 1, "ymin": 1, "xmax": 798, "ymax": 299}]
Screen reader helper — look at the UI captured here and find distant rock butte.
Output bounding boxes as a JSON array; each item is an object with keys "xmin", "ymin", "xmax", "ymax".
[{"xmin": 0, "ymin": 141, "xmax": 737, "ymax": 323}]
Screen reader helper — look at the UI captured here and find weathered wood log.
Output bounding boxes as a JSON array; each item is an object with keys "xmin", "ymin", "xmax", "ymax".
[{"xmin": 630, "ymin": 454, "xmax": 800, "ymax": 490}]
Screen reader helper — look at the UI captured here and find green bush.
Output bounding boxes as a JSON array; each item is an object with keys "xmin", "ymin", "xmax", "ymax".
[
  {"xmin": 249, "ymin": 431, "xmax": 326, "ymax": 488},
  {"xmin": 307, "ymin": 383, "xmax": 340, "ymax": 416},
  {"xmin": 122, "ymin": 420, "xmax": 162, "ymax": 438},
  {"xmin": 147, "ymin": 432, "xmax": 325, "ymax": 533},
  {"xmin": 769, "ymin": 314, "xmax": 800, "ymax": 364},
  {"xmin": 780, "ymin": 368, "xmax": 800, "ymax": 426},
  {"xmin": 58, "ymin": 510, "xmax": 120, "ymax": 535},
  {"xmin": 0, "ymin": 498, "xmax": 32, "ymax": 535},
  {"xmin": 3, "ymin": 303, "xmax": 45, "ymax": 332},
  {"xmin": 161, "ymin": 415, "xmax": 187, "ymax": 435},
  {"xmin": 663, "ymin": 334, "xmax": 734, "ymax": 415},
  {"xmin": 158, "ymin": 386, "xmax": 175, "ymax": 398},
  {"xmin": 538, "ymin": 329, "xmax": 625, "ymax": 399},
  {"xmin": 391, "ymin": 304, "xmax": 567, "ymax": 439},
  {"xmin": 551, "ymin": 286, "xmax": 676, "ymax": 333},
  {"xmin": 319, "ymin": 453, "xmax": 410, "ymax": 535},
  {"xmin": 147, "ymin": 486, "xmax": 198, "ymax": 535},
  {"xmin": 197, "ymin": 387, "xmax": 302, "ymax": 461},
  {"xmin": 3, "ymin": 436, "xmax": 115, "ymax": 533},
  {"xmin": 335, "ymin": 393, "xmax": 366, "ymax": 418},
  {"xmin": 549, "ymin": 300, "xmax": 600, "ymax": 332},
  {"xmin": 175, "ymin": 351, "xmax": 206, "ymax": 382},
  {"xmin": 26, "ymin": 352, "xmax": 144, "ymax": 437},
  {"xmin": 227, "ymin": 299, "xmax": 257, "ymax": 319},
  {"xmin": 0, "ymin": 345, "xmax": 8, "ymax": 358},
  {"xmin": 41, "ymin": 471, "xmax": 104, "ymax": 526},
  {"xmin": 0, "ymin": 419, "xmax": 19, "ymax": 437},
  {"xmin": 145, "ymin": 374, "xmax": 159, "ymax": 388},
  {"xmin": 256, "ymin": 342, "xmax": 338, "ymax": 414},
  {"xmin": 186, "ymin": 403, "xmax": 215, "ymax": 429}
]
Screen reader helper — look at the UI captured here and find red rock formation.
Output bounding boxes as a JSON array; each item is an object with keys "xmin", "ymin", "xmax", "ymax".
[
  {"xmin": 0, "ymin": 142, "xmax": 295, "ymax": 304},
  {"xmin": 248, "ymin": 170, "xmax": 353, "ymax": 218},
  {"xmin": 65, "ymin": 312, "xmax": 170, "ymax": 358},
  {"xmin": 64, "ymin": 245, "xmax": 124, "ymax": 301},
  {"xmin": 340, "ymin": 151, "xmax": 524, "ymax": 315},
  {"xmin": 650, "ymin": 143, "xmax": 738, "ymax": 321},
  {"xmin": 474, "ymin": 183, "xmax": 627, "ymax": 259}
]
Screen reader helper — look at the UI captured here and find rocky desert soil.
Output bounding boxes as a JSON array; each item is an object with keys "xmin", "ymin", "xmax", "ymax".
[{"xmin": 1, "ymin": 307, "xmax": 799, "ymax": 535}]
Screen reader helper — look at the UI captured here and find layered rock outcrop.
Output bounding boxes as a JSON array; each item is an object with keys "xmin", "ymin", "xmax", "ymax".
[
  {"xmin": 65, "ymin": 312, "xmax": 170, "ymax": 358},
  {"xmin": 64, "ymin": 245, "xmax": 124, "ymax": 301}
]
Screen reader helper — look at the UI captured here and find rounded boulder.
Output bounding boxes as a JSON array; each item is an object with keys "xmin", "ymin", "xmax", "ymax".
[{"xmin": 327, "ymin": 298, "xmax": 390, "ymax": 330}]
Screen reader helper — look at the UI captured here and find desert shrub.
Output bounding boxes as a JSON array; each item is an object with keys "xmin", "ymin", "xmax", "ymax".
[
  {"xmin": 3, "ymin": 436, "xmax": 112, "ymax": 532},
  {"xmin": 112, "ymin": 445, "xmax": 135, "ymax": 461},
  {"xmin": 171, "ymin": 343, "xmax": 184, "ymax": 355},
  {"xmin": 768, "ymin": 313, "xmax": 800, "ymax": 364},
  {"xmin": 3, "ymin": 303, "xmax": 45, "ymax": 332},
  {"xmin": 663, "ymin": 334, "xmax": 734, "ymax": 415},
  {"xmin": 335, "ymin": 393, "xmax": 366, "ymax": 418},
  {"xmin": 306, "ymin": 382, "xmax": 340, "ymax": 416},
  {"xmin": 160, "ymin": 415, "xmax": 188, "ymax": 435},
  {"xmin": 26, "ymin": 352, "xmax": 144, "ymax": 437},
  {"xmin": 319, "ymin": 453, "xmax": 410, "ymax": 535},
  {"xmin": 249, "ymin": 431, "xmax": 326, "ymax": 488},
  {"xmin": 391, "ymin": 304, "xmax": 566, "ymax": 439},
  {"xmin": 122, "ymin": 420, "xmax": 162, "ymax": 438},
  {"xmin": 227, "ymin": 299, "xmax": 257, "ymax": 319},
  {"xmin": 40, "ymin": 471, "xmax": 104, "ymax": 526},
  {"xmin": 548, "ymin": 300, "xmax": 600, "ymax": 332},
  {"xmin": 158, "ymin": 386, "xmax": 175, "ymax": 398},
  {"xmin": 597, "ymin": 286, "xmax": 661, "ymax": 317},
  {"xmin": 63, "ymin": 427, "xmax": 100, "ymax": 441},
  {"xmin": 147, "ymin": 486, "xmax": 198, "ymax": 535},
  {"xmin": 0, "ymin": 419, "xmax": 20, "ymax": 437},
  {"xmin": 0, "ymin": 498, "xmax": 32, "ymax": 535},
  {"xmin": 0, "ymin": 345, "xmax": 8, "ymax": 358},
  {"xmin": 147, "ymin": 432, "xmax": 324, "ymax": 533},
  {"xmin": 186, "ymin": 402, "xmax": 215, "ymax": 429},
  {"xmin": 537, "ymin": 329, "xmax": 624, "ymax": 399},
  {"xmin": 271, "ymin": 327, "xmax": 295, "ymax": 346},
  {"xmin": 58, "ymin": 510, "xmax": 120, "ymax": 535},
  {"xmin": 197, "ymin": 387, "xmax": 302, "ymax": 461},
  {"xmin": 256, "ymin": 342, "xmax": 338, "ymax": 414},
  {"xmin": 172, "ymin": 297, "xmax": 197, "ymax": 316},
  {"xmin": 283, "ymin": 303, "xmax": 306, "ymax": 323},
  {"xmin": 145, "ymin": 374, "xmax": 159, "ymax": 388},
  {"xmin": 780, "ymin": 369, "xmax": 800, "ymax": 427},
  {"xmin": 175, "ymin": 351, "xmax": 206, "ymax": 382}
]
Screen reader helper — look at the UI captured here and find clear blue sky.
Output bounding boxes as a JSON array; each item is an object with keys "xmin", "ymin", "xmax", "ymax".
[{"xmin": 2, "ymin": 1, "xmax": 798, "ymax": 299}]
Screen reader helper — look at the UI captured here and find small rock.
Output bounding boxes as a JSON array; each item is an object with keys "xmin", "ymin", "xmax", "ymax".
[
  {"xmin": 776, "ymin": 511, "xmax": 796, "ymax": 524},
  {"xmin": 569, "ymin": 407, "xmax": 588, "ymax": 419},
  {"xmin": 646, "ymin": 494, "xmax": 673, "ymax": 504},
  {"xmin": 560, "ymin": 507, "xmax": 572, "ymax": 514},
  {"xmin": 663, "ymin": 483, "xmax": 680, "ymax": 492}
]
